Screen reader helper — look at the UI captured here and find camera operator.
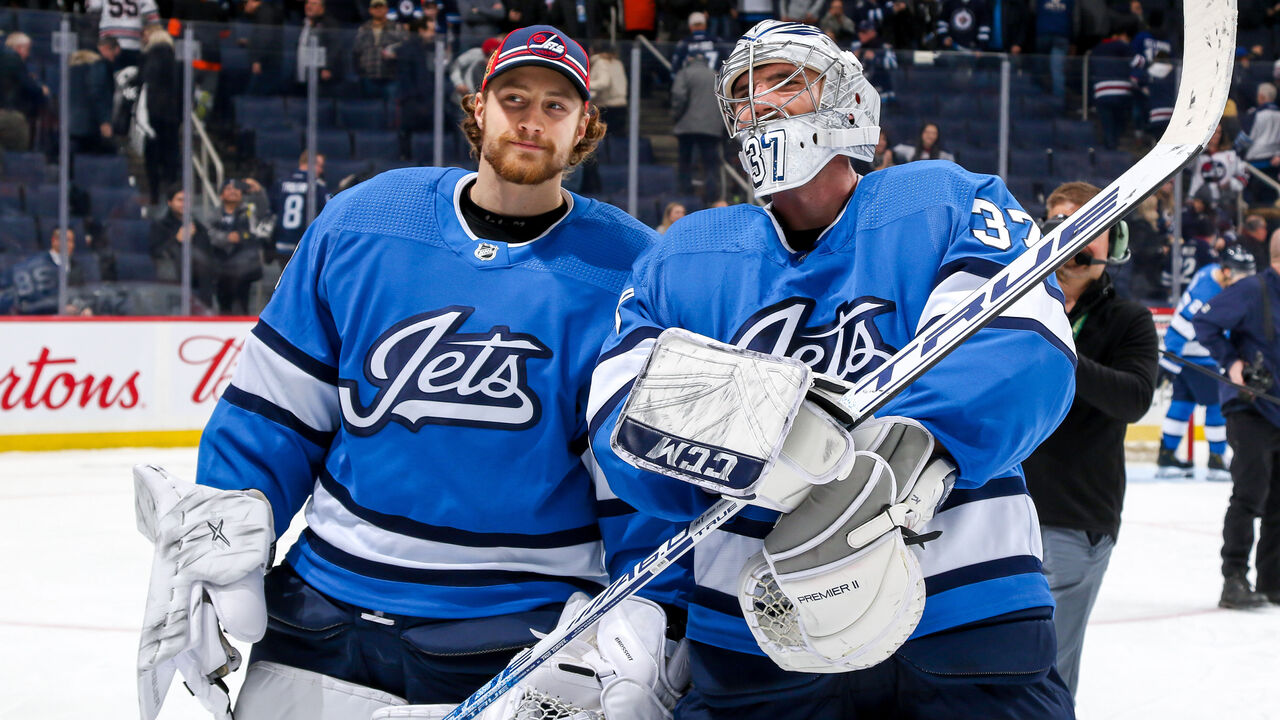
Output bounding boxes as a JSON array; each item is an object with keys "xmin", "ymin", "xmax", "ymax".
[{"xmin": 1192, "ymin": 231, "xmax": 1280, "ymax": 609}]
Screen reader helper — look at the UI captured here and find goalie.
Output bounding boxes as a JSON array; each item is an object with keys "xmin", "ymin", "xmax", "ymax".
[{"xmin": 587, "ymin": 21, "xmax": 1079, "ymax": 719}]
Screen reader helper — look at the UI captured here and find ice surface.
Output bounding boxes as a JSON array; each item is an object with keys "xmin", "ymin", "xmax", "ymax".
[{"xmin": 1, "ymin": 447, "xmax": 1277, "ymax": 719}]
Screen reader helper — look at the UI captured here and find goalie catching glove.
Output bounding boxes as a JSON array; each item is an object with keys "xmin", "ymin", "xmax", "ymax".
[
  {"xmin": 372, "ymin": 593, "xmax": 690, "ymax": 720},
  {"xmin": 134, "ymin": 464, "xmax": 275, "ymax": 720},
  {"xmin": 741, "ymin": 416, "xmax": 955, "ymax": 673}
]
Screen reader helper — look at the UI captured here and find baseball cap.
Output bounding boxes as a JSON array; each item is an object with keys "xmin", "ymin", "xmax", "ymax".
[
  {"xmin": 688, "ymin": 11, "xmax": 707, "ymax": 26},
  {"xmin": 857, "ymin": 19, "xmax": 876, "ymax": 31},
  {"xmin": 370, "ymin": 0, "xmax": 387, "ymax": 6},
  {"xmin": 481, "ymin": 25, "xmax": 590, "ymax": 102}
]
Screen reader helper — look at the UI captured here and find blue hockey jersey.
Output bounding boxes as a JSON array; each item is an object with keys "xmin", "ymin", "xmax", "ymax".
[
  {"xmin": 588, "ymin": 161, "xmax": 1076, "ymax": 655},
  {"xmin": 272, "ymin": 168, "xmax": 328, "ymax": 260},
  {"xmin": 198, "ymin": 166, "xmax": 687, "ymax": 618},
  {"xmin": 1161, "ymin": 264, "xmax": 1223, "ymax": 373}
]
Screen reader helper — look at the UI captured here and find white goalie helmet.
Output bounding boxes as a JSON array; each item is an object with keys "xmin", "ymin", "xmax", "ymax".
[{"xmin": 716, "ymin": 20, "xmax": 881, "ymax": 196}]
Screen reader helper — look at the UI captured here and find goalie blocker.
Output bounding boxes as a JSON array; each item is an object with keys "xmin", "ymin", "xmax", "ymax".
[{"xmin": 612, "ymin": 330, "xmax": 955, "ymax": 672}]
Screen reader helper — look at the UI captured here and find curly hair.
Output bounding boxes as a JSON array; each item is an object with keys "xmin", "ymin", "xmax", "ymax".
[{"xmin": 459, "ymin": 91, "xmax": 606, "ymax": 169}]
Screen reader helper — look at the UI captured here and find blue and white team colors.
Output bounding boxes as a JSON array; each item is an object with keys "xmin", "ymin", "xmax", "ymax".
[
  {"xmin": 1161, "ymin": 264, "xmax": 1226, "ymax": 373},
  {"xmin": 589, "ymin": 161, "xmax": 1076, "ymax": 655},
  {"xmin": 272, "ymin": 168, "xmax": 327, "ymax": 260},
  {"xmin": 197, "ymin": 167, "xmax": 686, "ymax": 619},
  {"xmin": 1160, "ymin": 264, "xmax": 1229, "ymax": 455}
]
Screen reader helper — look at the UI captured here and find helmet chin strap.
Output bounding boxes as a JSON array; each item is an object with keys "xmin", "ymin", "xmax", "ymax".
[{"xmin": 813, "ymin": 125, "xmax": 879, "ymax": 148}]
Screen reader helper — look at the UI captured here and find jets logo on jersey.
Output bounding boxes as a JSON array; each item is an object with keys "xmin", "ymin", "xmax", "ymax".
[
  {"xmin": 1200, "ymin": 159, "xmax": 1227, "ymax": 182},
  {"xmin": 731, "ymin": 297, "xmax": 898, "ymax": 380},
  {"xmin": 339, "ymin": 306, "xmax": 552, "ymax": 434}
]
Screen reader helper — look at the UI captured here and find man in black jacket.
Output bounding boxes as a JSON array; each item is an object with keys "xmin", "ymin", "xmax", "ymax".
[
  {"xmin": 1023, "ymin": 181, "xmax": 1159, "ymax": 699},
  {"xmin": 1193, "ymin": 231, "xmax": 1280, "ymax": 609}
]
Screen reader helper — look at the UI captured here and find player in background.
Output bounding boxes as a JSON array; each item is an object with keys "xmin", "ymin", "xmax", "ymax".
[
  {"xmin": 1158, "ymin": 244, "xmax": 1257, "ymax": 479},
  {"xmin": 588, "ymin": 21, "xmax": 1076, "ymax": 719},
  {"xmin": 132, "ymin": 25, "xmax": 689, "ymax": 720},
  {"xmin": 270, "ymin": 151, "xmax": 328, "ymax": 264},
  {"xmin": 85, "ymin": 0, "xmax": 160, "ymax": 69}
]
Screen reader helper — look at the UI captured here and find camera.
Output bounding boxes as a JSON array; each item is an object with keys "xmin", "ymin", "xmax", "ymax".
[{"xmin": 1242, "ymin": 351, "xmax": 1275, "ymax": 395}]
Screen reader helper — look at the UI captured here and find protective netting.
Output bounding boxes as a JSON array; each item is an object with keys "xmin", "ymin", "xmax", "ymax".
[{"xmin": 741, "ymin": 563, "xmax": 804, "ymax": 650}]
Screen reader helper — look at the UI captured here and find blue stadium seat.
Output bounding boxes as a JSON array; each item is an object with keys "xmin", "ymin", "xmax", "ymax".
[
  {"xmin": 25, "ymin": 185, "xmax": 61, "ymax": 217},
  {"xmin": 326, "ymin": 159, "xmax": 376, "ymax": 184},
  {"xmin": 0, "ymin": 214, "xmax": 37, "ymax": 253},
  {"xmin": 0, "ymin": 182, "xmax": 21, "ymax": 214},
  {"xmin": 1010, "ymin": 148, "xmax": 1051, "ymax": 177},
  {"xmin": 937, "ymin": 95, "xmax": 984, "ymax": 122},
  {"xmin": 954, "ymin": 145, "xmax": 998, "ymax": 175},
  {"xmin": 220, "ymin": 44, "xmax": 252, "ymax": 74},
  {"xmin": 103, "ymin": 219, "xmax": 153, "ymax": 255},
  {"xmin": 87, "ymin": 187, "xmax": 144, "ymax": 222},
  {"xmin": 114, "ymin": 252, "xmax": 157, "ymax": 282},
  {"xmin": 337, "ymin": 99, "xmax": 389, "ymax": 130},
  {"xmin": 234, "ymin": 96, "xmax": 284, "ymax": 128},
  {"xmin": 282, "ymin": 96, "xmax": 337, "ymax": 128},
  {"xmin": 1053, "ymin": 119, "xmax": 1096, "ymax": 150},
  {"xmin": 1010, "ymin": 118, "xmax": 1055, "ymax": 150},
  {"xmin": 254, "ymin": 128, "xmax": 303, "ymax": 161},
  {"xmin": 637, "ymin": 165, "xmax": 678, "ymax": 196},
  {"xmin": 1093, "ymin": 150, "xmax": 1133, "ymax": 180},
  {"xmin": 1050, "ymin": 150, "xmax": 1092, "ymax": 180},
  {"xmin": 352, "ymin": 130, "xmax": 401, "ymax": 161},
  {"xmin": 316, "ymin": 129, "xmax": 353, "ymax": 160},
  {"xmin": 73, "ymin": 154, "xmax": 131, "ymax": 187},
  {"xmin": 3, "ymin": 152, "xmax": 49, "ymax": 184}
]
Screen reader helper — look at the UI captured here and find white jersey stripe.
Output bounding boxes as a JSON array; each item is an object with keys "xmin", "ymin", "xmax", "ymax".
[
  {"xmin": 233, "ymin": 333, "xmax": 339, "ymax": 434},
  {"xmin": 917, "ymin": 270, "xmax": 1073, "ymax": 352},
  {"xmin": 916, "ymin": 493, "xmax": 1043, "ymax": 576},
  {"xmin": 586, "ymin": 338, "xmax": 654, "ymax": 425}
]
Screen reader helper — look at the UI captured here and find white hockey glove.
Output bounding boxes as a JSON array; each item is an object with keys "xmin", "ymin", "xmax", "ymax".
[
  {"xmin": 134, "ymin": 464, "xmax": 275, "ymax": 720},
  {"xmin": 372, "ymin": 593, "xmax": 690, "ymax": 720},
  {"xmin": 611, "ymin": 328, "xmax": 857, "ymax": 512},
  {"xmin": 739, "ymin": 416, "xmax": 956, "ymax": 673}
]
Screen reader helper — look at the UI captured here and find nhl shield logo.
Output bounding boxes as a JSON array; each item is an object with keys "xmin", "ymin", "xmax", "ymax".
[
  {"xmin": 474, "ymin": 242, "xmax": 499, "ymax": 261},
  {"xmin": 527, "ymin": 31, "xmax": 567, "ymax": 59}
]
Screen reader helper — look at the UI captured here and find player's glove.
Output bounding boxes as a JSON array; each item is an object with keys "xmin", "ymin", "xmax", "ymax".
[
  {"xmin": 134, "ymin": 464, "xmax": 275, "ymax": 720},
  {"xmin": 740, "ymin": 416, "xmax": 955, "ymax": 673},
  {"xmin": 371, "ymin": 593, "xmax": 690, "ymax": 720}
]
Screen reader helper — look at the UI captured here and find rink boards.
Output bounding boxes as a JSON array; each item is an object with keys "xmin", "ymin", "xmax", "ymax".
[{"xmin": 0, "ymin": 317, "xmax": 255, "ymax": 451}]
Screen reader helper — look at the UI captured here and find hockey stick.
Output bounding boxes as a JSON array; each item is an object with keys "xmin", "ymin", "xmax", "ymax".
[
  {"xmin": 1159, "ymin": 350, "xmax": 1280, "ymax": 405},
  {"xmin": 443, "ymin": 1, "xmax": 1235, "ymax": 716}
]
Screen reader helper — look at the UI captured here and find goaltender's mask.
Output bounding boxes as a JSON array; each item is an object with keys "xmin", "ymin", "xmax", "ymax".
[{"xmin": 716, "ymin": 21, "xmax": 881, "ymax": 196}]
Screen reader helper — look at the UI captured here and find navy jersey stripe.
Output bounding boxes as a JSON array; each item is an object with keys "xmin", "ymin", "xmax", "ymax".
[
  {"xmin": 987, "ymin": 316, "xmax": 1078, "ymax": 366},
  {"xmin": 596, "ymin": 326, "xmax": 662, "ymax": 366},
  {"xmin": 939, "ymin": 475, "xmax": 1027, "ymax": 510},
  {"xmin": 692, "ymin": 586, "xmax": 743, "ymax": 618},
  {"xmin": 596, "ymin": 497, "xmax": 637, "ymax": 518},
  {"xmin": 924, "ymin": 555, "xmax": 1043, "ymax": 596},
  {"xmin": 252, "ymin": 321, "xmax": 339, "ymax": 385},
  {"xmin": 317, "ymin": 468, "xmax": 603, "ymax": 548},
  {"xmin": 222, "ymin": 385, "xmax": 335, "ymax": 448},
  {"xmin": 302, "ymin": 529, "xmax": 608, "ymax": 591},
  {"xmin": 587, "ymin": 379, "xmax": 635, "ymax": 439}
]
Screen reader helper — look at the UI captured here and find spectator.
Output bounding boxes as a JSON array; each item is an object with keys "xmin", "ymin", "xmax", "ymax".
[
  {"xmin": 206, "ymin": 180, "xmax": 264, "ymax": 315},
  {"xmin": 150, "ymin": 187, "xmax": 214, "ymax": 308},
  {"xmin": 1161, "ymin": 225, "xmax": 1218, "ymax": 299},
  {"xmin": 86, "ymin": 0, "xmax": 161, "ymax": 69},
  {"xmin": 396, "ymin": 17, "xmax": 439, "ymax": 134},
  {"xmin": 240, "ymin": 0, "xmax": 284, "ymax": 96},
  {"xmin": 936, "ymin": 0, "xmax": 991, "ymax": 52},
  {"xmin": 458, "ymin": 0, "xmax": 505, "ymax": 38},
  {"xmin": 296, "ymin": 0, "xmax": 344, "ymax": 93},
  {"xmin": 1023, "ymin": 181, "xmax": 1159, "ymax": 698},
  {"xmin": 987, "ymin": 0, "xmax": 1029, "ymax": 54},
  {"xmin": 779, "ymin": 0, "xmax": 822, "ymax": 24},
  {"xmin": 1239, "ymin": 214, "xmax": 1271, "ymax": 270},
  {"xmin": 588, "ymin": 45, "xmax": 627, "ymax": 136},
  {"xmin": 449, "ymin": 37, "xmax": 501, "ymax": 107},
  {"xmin": 852, "ymin": 20, "xmax": 897, "ymax": 102},
  {"xmin": 1126, "ymin": 195, "xmax": 1169, "ymax": 301},
  {"xmin": 1190, "ymin": 124, "xmax": 1249, "ymax": 216},
  {"xmin": 672, "ymin": 12, "xmax": 721, "ymax": 75},
  {"xmin": 139, "ymin": 26, "xmax": 180, "ymax": 205},
  {"xmin": 0, "ymin": 32, "xmax": 48, "ymax": 152},
  {"xmin": 882, "ymin": 0, "xmax": 923, "ymax": 50},
  {"xmin": 1239, "ymin": 82, "xmax": 1280, "ymax": 205},
  {"xmin": 671, "ymin": 52, "xmax": 721, "ymax": 202},
  {"xmin": 738, "ymin": 0, "xmax": 777, "ymax": 30},
  {"xmin": 69, "ymin": 49, "xmax": 116, "ymax": 156},
  {"xmin": 707, "ymin": 0, "xmax": 736, "ymax": 40},
  {"xmin": 893, "ymin": 121, "xmax": 955, "ymax": 162},
  {"xmin": 547, "ymin": 0, "xmax": 602, "ymax": 42},
  {"xmin": 1034, "ymin": 0, "xmax": 1073, "ymax": 104},
  {"xmin": 820, "ymin": 0, "xmax": 858, "ymax": 44},
  {"xmin": 1090, "ymin": 14, "xmax": 1141, "ymax": 151},
  {"xmin": 1192, "ymin": 229, "xmax": 1280, "ymax": 609},
  {"xmin": 4, "ymin": 228, "xmax": 98, "ymax": 315},
  {"xmin": 1143, "ymin": 50, "xmax": 1177, "ymax": 140},
  {"xmin": 1182, "ymin": 188, "xmax": 1222, "ymax": 242},
  {"xmin": 354, "ymin": 0, "xmax": 409, "ymax": 101},
  {"xmin": 1075, "ymin": 0, "xmax": 1110, "ymax": 51},
  {"xmin": 272, "ymin": 151, "xmax": 328, "ymax": 262},
  {"xmin": 503, "ymin": 0, "xmax": 548, "ymax": 32},
  {"xmin": 656, "ymin": 201, "xmax": 685, "ymax": 233},
  {"xmin": 96, "ymin": 36, "xmax": 125, "ymax": 76}
]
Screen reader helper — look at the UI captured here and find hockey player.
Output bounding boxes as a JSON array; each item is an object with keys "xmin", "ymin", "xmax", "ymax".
[
  {"xmin": 1158, "ymin": 244, "xmax": 1257, "ymax": 478},
  {"xmin": 588, "ymin": 21, "xmax": 1076, "ymax": 719},
  {"xmin": 132, "ymin": 25, "xmax": 689, "ymax": 720}
]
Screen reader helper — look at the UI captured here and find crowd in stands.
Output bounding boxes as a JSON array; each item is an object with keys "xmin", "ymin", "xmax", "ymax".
[{"xmin": 0, "ymin": 0, "xmax": 1277, "ymax": 315}]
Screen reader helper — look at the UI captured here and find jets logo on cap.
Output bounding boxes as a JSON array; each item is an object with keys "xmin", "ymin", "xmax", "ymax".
[{"xmin": 527, "ymin": 31, "xmax": 567, "ymax": 59}]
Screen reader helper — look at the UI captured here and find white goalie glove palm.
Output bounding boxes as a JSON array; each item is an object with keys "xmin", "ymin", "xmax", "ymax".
[
  {"xmin": 134, "ymin": 464, "xmax": 274, "ymax": 720},
  {"xmin": 739, "ymin": 416, "xmax": 955, "ymax": 673},
  {"xmin": 372, "ymin": 593, "xmax": 689, "ymax": 720}
]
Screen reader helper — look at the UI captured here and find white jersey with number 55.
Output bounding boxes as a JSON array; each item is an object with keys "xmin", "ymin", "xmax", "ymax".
[{"xmin": 87, "ymin": 0, "xmax": 160, "ymax": 51}]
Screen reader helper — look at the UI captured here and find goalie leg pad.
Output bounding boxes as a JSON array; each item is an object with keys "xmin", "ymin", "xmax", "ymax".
[{"xmin": 235, "ymin": 662, "xmax": 406, "ymax": 720}]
